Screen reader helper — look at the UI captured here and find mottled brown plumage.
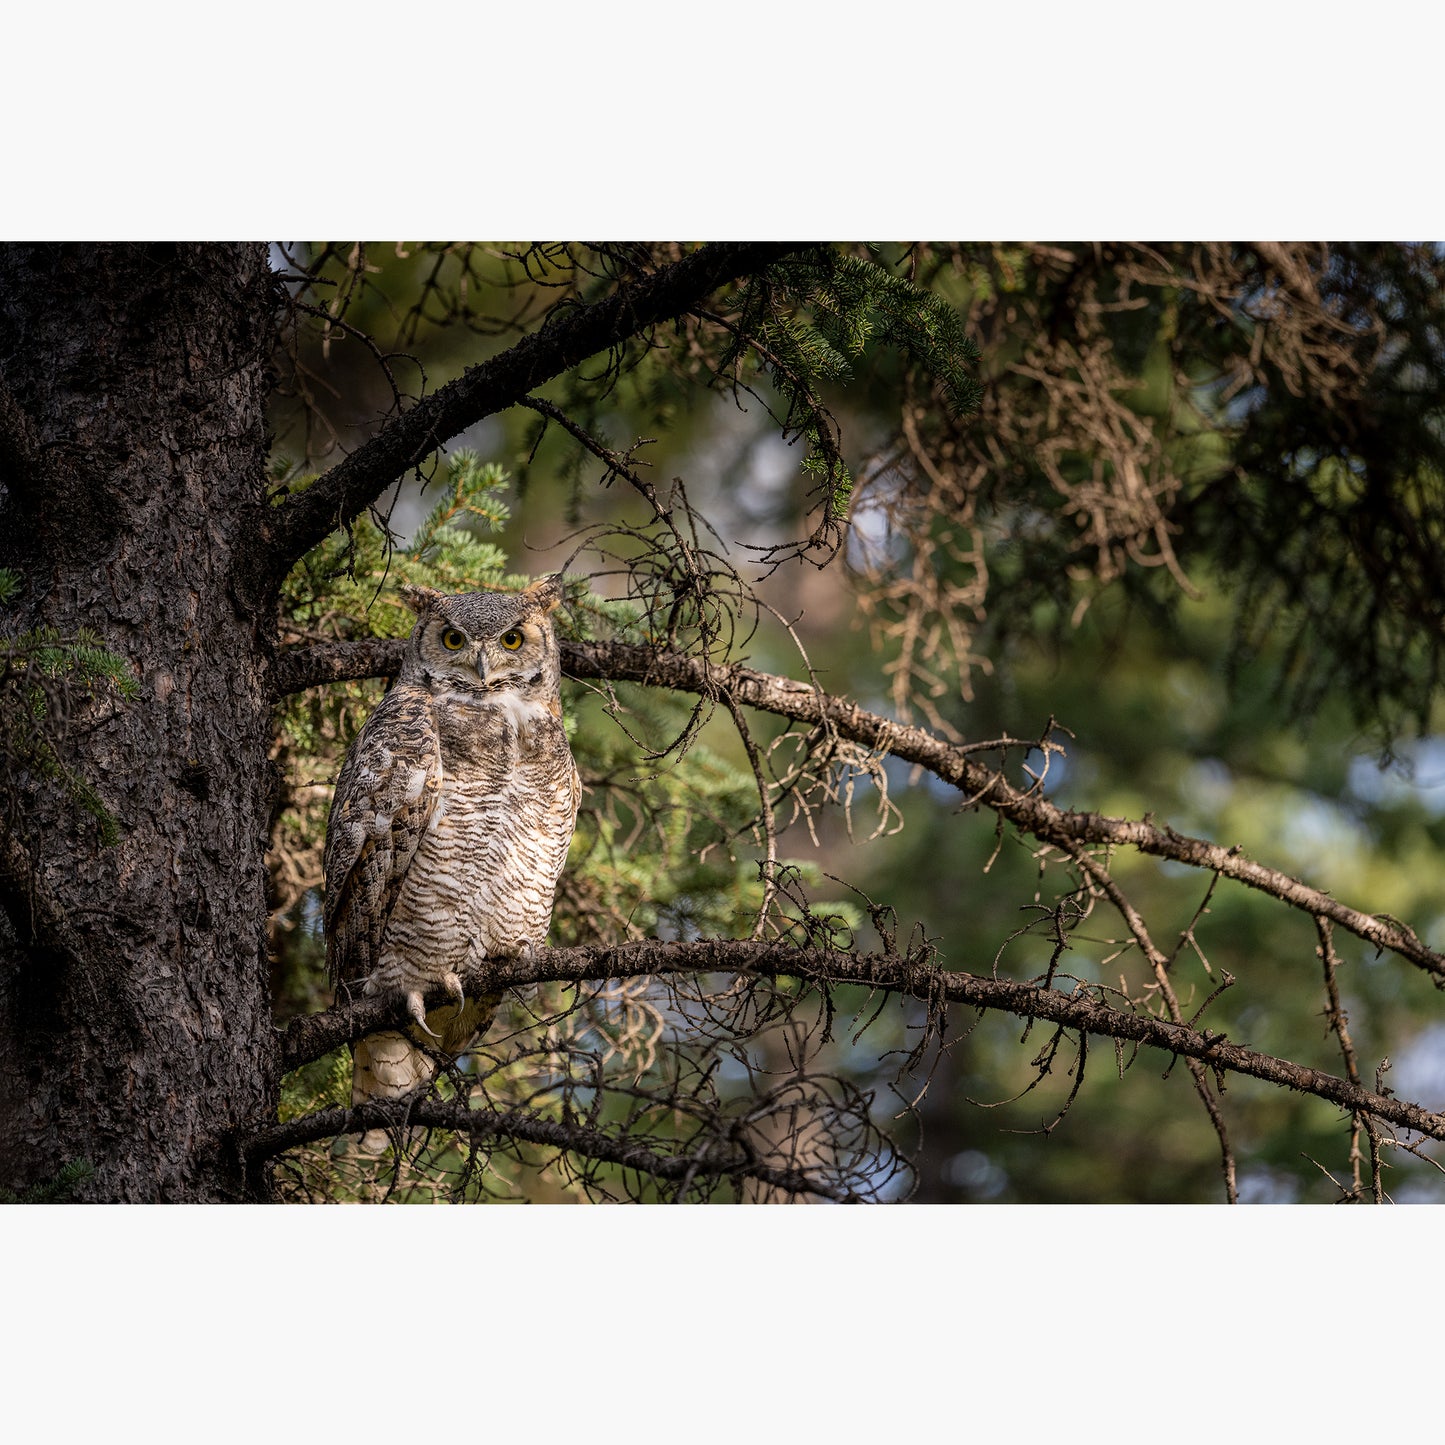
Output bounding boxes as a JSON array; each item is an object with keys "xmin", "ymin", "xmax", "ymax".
[{"xmin": 323, "ymin": 576, "xmax": 580, "ymax": 1150}]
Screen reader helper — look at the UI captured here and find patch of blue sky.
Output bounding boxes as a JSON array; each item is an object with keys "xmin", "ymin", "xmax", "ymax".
[
  {"xmin": 1237, "ymin": 1167, "xmax": 1301, "ymax": 1205},
  {"xmin": 1347, "ymin": 737, "xmax": 1445, "ymax": 818}
]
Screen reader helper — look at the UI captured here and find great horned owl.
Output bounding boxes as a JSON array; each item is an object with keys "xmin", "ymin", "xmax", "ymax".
[{"xmin": 323, "ymin": 576, "xmax": 581, "ymax": 1151}]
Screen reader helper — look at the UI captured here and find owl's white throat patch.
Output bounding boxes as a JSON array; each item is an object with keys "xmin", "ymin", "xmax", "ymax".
[
  {"xmin": 433, "ymin": 686, "xmax": 551, "ymax": 731},
  {"xmin": 489, "ymin": 690, "xmax": 552, "ymax": 732}
]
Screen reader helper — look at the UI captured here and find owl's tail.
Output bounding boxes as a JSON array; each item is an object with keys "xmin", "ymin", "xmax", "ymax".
[{"xmin": 346, "ymin": 991, "xmax": 502, "ymax": 1155}]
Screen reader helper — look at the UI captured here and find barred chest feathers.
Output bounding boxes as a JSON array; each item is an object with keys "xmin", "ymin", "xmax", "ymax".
[
  {"xmin": 401, "ymin": 689, "xmax": 576, "ymax": 970},
  {"xmin": 323, "ymin": 575, "xmax": 581, "ymax": 1035}
]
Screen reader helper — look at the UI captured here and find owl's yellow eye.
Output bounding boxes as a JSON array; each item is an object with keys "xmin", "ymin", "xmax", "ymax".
[
  {"xmin": 500, "ymin": 628, "xmax": 524, "ymax": 651},
  {"xmin": 441, "ymin": 628, "xmax": 467, "ymax": 651}
]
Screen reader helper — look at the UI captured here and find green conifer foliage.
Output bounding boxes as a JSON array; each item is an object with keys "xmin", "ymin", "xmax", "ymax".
[{"xmin": 722, "ymin": 249, "xmax": 983, "ymax": 526}]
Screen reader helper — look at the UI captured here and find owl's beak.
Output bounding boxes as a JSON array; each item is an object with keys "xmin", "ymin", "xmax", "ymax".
[{"xmin": 474, "ymin": 655, "xmax": 487, "ymax": 682}]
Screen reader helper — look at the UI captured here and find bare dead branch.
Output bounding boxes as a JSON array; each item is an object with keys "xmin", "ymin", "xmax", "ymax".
[
  {"xmin": 275, "ymin": 938, "xmax": 1445, "ymax": 1143},
  {"xmin": 243, "ymin": 1095, "xmax": 856, "ymax": 1202}
]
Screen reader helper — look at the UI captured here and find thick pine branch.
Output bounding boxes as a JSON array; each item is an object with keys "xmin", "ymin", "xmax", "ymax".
[
  {"xmin": 276, "ymin": 939, "xmax": 1445, "ymax": 1142},
  {"xmin": 272, "ymin": 636, "xmax": 1445, "ymax": 984},
  {"xmin": 273, "ymin": 636, "xmax": 406, "ymax": 693},
  {"xmin": 262, "ymin": 242, "xmax": 807, "ymax": 574}
]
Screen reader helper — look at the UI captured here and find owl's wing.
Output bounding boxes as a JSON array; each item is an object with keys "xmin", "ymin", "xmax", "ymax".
[
  {"xmin": 323, "ymin": 683, "xmax": 441, "ymax": 991},
  {"xmin": 565, "ymin": 757, "xmax": 583, "ymax": 853}
]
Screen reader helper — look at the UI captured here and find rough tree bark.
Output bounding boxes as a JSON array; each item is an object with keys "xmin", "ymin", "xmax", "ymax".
[{"xmin": 0, "ymin": 244, "xmax": 279, "ymax": 1200}]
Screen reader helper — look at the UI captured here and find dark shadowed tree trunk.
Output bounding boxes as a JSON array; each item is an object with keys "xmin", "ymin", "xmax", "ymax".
[{"xmin": 0, "ymin": 243, "xmax": 279, "ymax": 1200}]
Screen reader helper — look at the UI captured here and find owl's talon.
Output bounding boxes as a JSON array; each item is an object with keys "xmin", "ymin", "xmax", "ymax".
[
  {"xmin": 406, "ymin": 989, "xmax": 441, "ymax": 1039},
  {"xmin": 442, "ymin": 971, "xmax": 466, "ymax": 1008}
]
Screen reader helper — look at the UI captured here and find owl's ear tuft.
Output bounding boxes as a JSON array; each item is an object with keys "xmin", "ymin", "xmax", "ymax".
[
  {"xmin": 399, "ymin": 584, "xmax": 444, "ymax": 616},
  {"xmin": 522, "ymin": 574, "xmax": 566, "ymax": 615}
]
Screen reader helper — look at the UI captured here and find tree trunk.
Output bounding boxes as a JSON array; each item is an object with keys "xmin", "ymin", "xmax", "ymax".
[{"xmin": 0, "ymin": 243, "xmax": 279, "ymax": 1201}]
